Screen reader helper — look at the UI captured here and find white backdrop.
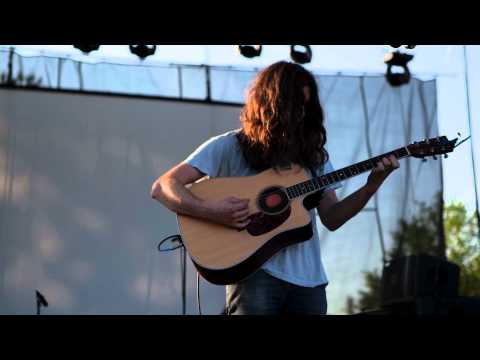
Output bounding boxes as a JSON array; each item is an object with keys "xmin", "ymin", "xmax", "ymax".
[
  {"xmin": 0, "ymin": 72, "xmax": 440, "ymax": 314},
  {"xmin": 0, "ymin": 88, "xmax": 241, "ymax": 314}
]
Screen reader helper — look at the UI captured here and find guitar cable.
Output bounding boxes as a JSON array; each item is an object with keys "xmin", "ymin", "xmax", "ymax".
[{"xmin": 197, "ymin": 272, "xmax": 202, "ymax": 315}]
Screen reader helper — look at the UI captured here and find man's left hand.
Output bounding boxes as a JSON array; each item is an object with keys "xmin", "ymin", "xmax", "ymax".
[{"xmin": 366, "ymin": 154, "xmax": 400, "ymax": 193}]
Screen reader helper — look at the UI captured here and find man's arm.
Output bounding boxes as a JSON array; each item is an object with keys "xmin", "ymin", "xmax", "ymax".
[
  {"xmin": 317, "ymin": 186, "xmax": 376, "ymax": 231},
  {"xmin": 317, "ymin": 155, "xmax": 400, "ymax": 231},
  {"xmin": 151, "ymin": 162, "xmax": 211, "ymax": 218},
  {"xmin": 151, "ymin": 162, "xmax": 251, "ymax": 229}
]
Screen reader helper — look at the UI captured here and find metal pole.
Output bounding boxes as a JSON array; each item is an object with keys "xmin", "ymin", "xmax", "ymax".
[
  {"xmin": 177, "ymin": 66, "xmax": 183, "ymax": 99},
  {"xmin": 7, "ymin": 47, "xmax": 14, "ymax": 85},
  {"xmin": 463, "ymin": 45, "xmax": 480, "ymax": 238},
  {"xmin": 359, "ymin": 77, "xmax": 387, "ymax": 265},
  {"xmin": 205, "ymin": 65, "xmax": 212, "ymax": 102},
  {"xmin": 57, "ymin": 58, "xmax": 62, "ymax": 89}
]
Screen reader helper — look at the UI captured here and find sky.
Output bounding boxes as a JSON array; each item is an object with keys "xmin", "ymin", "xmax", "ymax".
[{"xmin": 5, "ymin": 45, "xmax": 480, "ymax": 215}]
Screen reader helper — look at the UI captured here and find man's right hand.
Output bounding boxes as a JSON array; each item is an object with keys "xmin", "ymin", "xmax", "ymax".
[{"xmin": 206, "ymin": 196, "xmax": 251, "ymax": 229}]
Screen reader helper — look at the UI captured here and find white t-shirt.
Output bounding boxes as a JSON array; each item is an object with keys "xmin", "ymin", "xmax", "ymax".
[{"xmin": 184, "ymin": 129, "xmax": 342, "ymax": 287}]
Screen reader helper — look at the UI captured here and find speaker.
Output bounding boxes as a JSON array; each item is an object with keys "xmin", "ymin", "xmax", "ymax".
[
  {"xmin": 381, "ymin": 254, "xmax": 460, "ymax": 305},
  {"xmin": 437, "ymin": 297, "xmax": 480, "ymax": 315}
]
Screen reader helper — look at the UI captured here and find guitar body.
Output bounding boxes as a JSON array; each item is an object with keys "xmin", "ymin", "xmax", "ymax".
[{"xmin": 177, "ymin": 164, "xmax": 320, "ymax": 285}]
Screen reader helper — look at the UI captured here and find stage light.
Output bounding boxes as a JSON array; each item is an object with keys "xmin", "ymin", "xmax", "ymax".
[
  {"xmin": 290, "ymin": 45, "xmax": 312, "ymax": 64},
  {"xmin": 73, "ymin": 45, "xmax": 100, "ymax": 54},
  {"xmin": 236, "ymin": 45, "xmax": 262, "ymax": 58},
  {"xmin": 384, "ymin": 50, "xmax": 414, "ymax": 87},
  {"xmin": 129, "ymin": 45, "xmax": 157, "ymax": 60}
]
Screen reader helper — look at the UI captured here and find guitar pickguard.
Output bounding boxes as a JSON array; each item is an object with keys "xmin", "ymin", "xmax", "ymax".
[{"xmin": 238, "ymin": 207, "xmax": 292, "ymax": 236}]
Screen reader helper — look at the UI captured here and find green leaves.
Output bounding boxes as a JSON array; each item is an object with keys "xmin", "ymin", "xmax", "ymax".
[{"xmin": 444, "ymin": 202, "xmax": 479, "ymax": 297}]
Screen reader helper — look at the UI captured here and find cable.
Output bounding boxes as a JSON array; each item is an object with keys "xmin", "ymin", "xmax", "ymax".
[
  {"xmin": 157, "ymin": 234, "xmax": 183, "ymax": 252},
  {"xmin": 197, "ymin": 271, "xmax": 202, "ymax": 315},
  {"xmin": 180, "ymin": 246, "xmax": 186, "ymax": 315},
  {"xmin": 463, "ymin": 45, "xmax": 480, "ymax": 241}
]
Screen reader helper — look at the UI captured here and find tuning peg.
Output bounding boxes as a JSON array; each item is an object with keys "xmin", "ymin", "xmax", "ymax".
[{"xmin": 444, "ymin": 154, "xmax": 449, "ymax": 159}]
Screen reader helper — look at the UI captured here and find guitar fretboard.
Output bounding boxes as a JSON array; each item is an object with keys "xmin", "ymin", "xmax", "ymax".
[{"xmin": 286, "ymin": 147, "xmax": 410, "ymax": 199}]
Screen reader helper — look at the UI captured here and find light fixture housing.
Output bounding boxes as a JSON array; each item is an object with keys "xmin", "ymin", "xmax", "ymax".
[
  {"xmin": 290, "ymin": 45, "xmax": 312, "ymax": 64},
  {"xmin": 384, "ymin": 51, "xmax": 414, "ymax": 87},
  {"xmin": 236, "ymin": 45, "xmax": 262, "ymax": 58},
  {"xmin": 73, "ymin": 45, "xmax": 100, "ymax": 54},
  {"xmin": 129, "ymin": 45, "xmax": 157, "ymax": 60}
]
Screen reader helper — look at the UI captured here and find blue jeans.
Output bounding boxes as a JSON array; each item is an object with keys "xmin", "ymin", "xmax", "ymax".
[{"xmin": 226, "ymin": 270, "xmax": 328, "ymax": 315}]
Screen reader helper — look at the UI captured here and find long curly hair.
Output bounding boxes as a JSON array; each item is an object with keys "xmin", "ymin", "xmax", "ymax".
[{"xmin": 236, "ymin": 61, "xmax": 328, "ymax": 172}]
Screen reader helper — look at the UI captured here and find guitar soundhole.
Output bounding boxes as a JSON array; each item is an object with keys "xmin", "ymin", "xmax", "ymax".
[
  {"xmin": 257, "ymin": 186, "xmax": 289, "ymax": 215},
  {"xmin": 238, "ymin": 207, "xmax": 292, "ymax": 236}
]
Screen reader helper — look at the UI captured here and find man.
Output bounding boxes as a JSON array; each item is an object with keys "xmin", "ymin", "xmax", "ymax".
[{"xmin": 151, "ymin": 61, "xmax": 399, "ymax": 315}]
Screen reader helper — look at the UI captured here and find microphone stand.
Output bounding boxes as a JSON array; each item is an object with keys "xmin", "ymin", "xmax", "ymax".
[
  {"xmin": 36, "ymin": 290, "xmax": 48, "ymax": 315},
  {"xmin": 158, "ymin": 235, "xmax": 186, "ymax": 315}
]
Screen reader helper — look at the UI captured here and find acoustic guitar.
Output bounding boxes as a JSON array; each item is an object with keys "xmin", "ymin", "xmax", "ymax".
[{"xmin": 177, "ymin": 136, "xmax": 457, "ymax": 285}]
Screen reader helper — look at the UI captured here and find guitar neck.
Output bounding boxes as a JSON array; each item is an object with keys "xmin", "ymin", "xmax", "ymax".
[{"xmin": 286, "ymin": 146, "xmax": 411, "ymax": 199}]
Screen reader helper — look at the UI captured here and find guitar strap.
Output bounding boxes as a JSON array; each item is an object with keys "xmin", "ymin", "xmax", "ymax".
[{"xmin": 303, "ymin": 165, "xmax": 325, "ymax": 210}]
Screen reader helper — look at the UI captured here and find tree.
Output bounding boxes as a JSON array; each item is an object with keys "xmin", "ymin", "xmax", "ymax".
[
  {"xmin": 0, "ymin": 70, "xmax": 42, "ymax": 87},
  {"xmin": 389, "ymin": 197, "xmax": 445, "ymax": 259},
  {"xmin": 444, "ymin": 202, "xmax": 480, "ymax": 297},
  {"xmin": 346, "ymin": 198, "xmax": 479, "ymax": 314},
  {"xmin": 1, "ymin": 47, "xmax": 42, "ymax": 88}
]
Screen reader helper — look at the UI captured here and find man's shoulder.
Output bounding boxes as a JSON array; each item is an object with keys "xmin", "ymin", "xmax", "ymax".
[
  {"xmin": 211, "ymin": 128, "xmax": 241, "ymax": 141},
  {"xmin": 207, "ymin": 128, "xmax": 241, "ymax": 147}
]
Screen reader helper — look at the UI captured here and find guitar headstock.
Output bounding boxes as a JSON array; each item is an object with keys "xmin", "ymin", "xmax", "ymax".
[{"xmin": 407, "ymin": 136, "xmax": 458, "ymax": 159}]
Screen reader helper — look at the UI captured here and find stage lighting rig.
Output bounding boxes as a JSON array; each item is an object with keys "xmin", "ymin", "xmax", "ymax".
[
  {"xmin": 384, "ymin": 50, "xmax": 414, "ymax": 87},
  {"xmin": 129, "ymin": 45, "xmax": 157, "ymax": 60},
  {"xmin": 73, "ymin": 45, "xmax": 100, "ymax": 54},
  {"xmin": 290, "ymin": 45, "xmax": 312, "ymax": 64},
  {"xmin": 236, "ymin": 45, "xmax": 262, "ymax": 58}
]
